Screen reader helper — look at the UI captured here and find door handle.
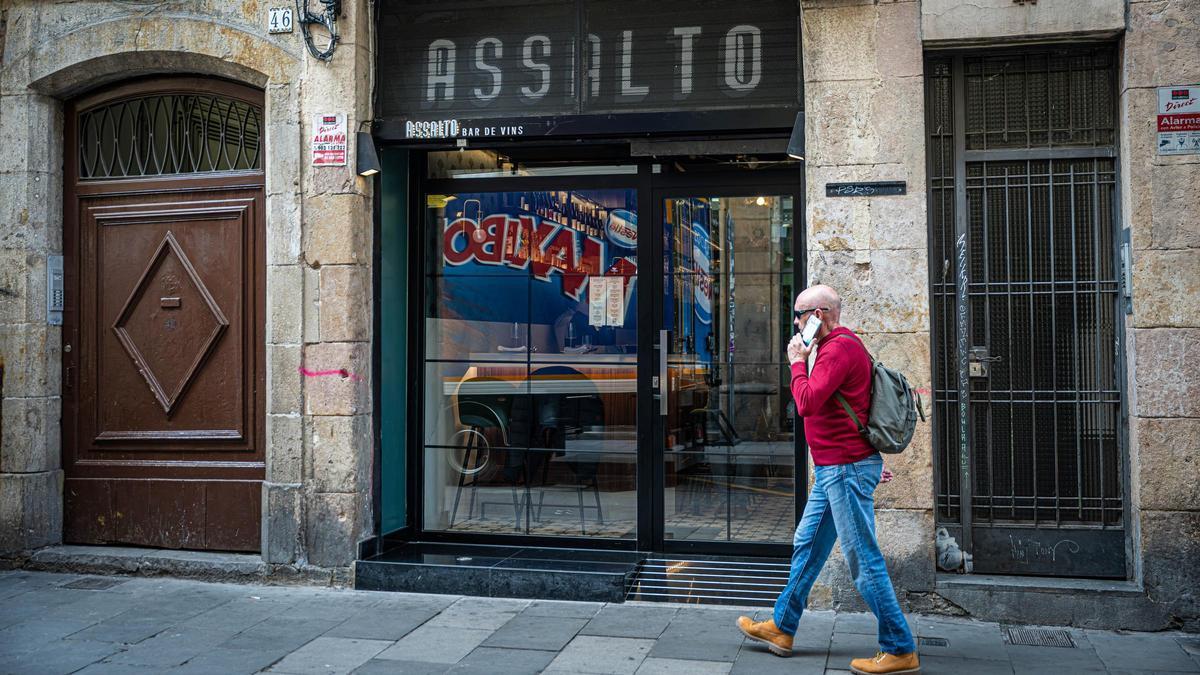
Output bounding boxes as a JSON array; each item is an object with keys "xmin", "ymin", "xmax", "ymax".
[{"xmin": 658, "ymin": 329, "xmax": 668, "ymax": 415}]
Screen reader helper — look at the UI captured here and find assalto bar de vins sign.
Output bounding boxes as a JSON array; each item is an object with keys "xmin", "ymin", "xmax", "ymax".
[{"xmin": 377, "ymin": 0, "xmax": 800, "ymax": 140}]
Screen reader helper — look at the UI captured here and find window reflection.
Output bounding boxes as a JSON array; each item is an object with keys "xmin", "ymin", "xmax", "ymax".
[
  {"xmin": 423, "ymin": 189, "xmax": 638, "ymax": 538},
  {"xmin": 662, "ymin": 195, "xmax": 797, "ymax": 544}
]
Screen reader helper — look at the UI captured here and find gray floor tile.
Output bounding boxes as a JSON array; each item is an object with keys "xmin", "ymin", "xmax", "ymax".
[
  {"xmin": 546, "ymin": 635, "xmax": 655, "ymax": 675},
  {"xmin": 73, "ymin": 663, "xmax": 162, "ymax": 675},
  {"xmin": 730, "ymin": 645, "xmax": 827, "ymax": 675},
  {"xmin": 1002, "ymin": 643, "xmax": 1108, "ymax": 673},
  {"xmin": 482, "ymin": 614, "xmax": 588, "ymax": 652},
  {"xmin": 0, "ymin": 618, "xmax": 98, "ymax": 654},
  {"xmin": 523, "ymin": 600, "xmax": 604, "ymax": 619},
  {"xmin": 648, "ymin": 611, "xmax": 745, "ymax": 662},
  {"xmin": 267, "ymin": 636, "xmax": 394, "ymax": 675},
  {"xmin": 427, "ymin": 597, "xmax": 529, "ymax": 630},
  {"xmin": 919, "ymin": 654, "xmax": 1015, "ymax": 675},
  {"xmin": 326, "ymin": 607, "xmax": 443, "ymax": 641},
  {"xmin": 915, "ymin": 619, "xmax": 1009, "ymax": 661},
  {"xmin": 167, "ymin": 647, "xmax": 287, "ymax": 675},
  {"xmin": 580, "ymin": 606, "xmax": 678, "ymax": 639},
  {"xmin": 1089, "ymin": 631, "xmax": 1199, "ymax": 672},
  {"xmin": 826, "ymin": 632, "xmax": 880, "ymax": 671},
  {"xmin": 832, "ymin": 611, "xmax": 916, "ymax": 638},
  {"xmin": 450, "ymin": 646, "xmax": 557, "ymax": 674},
  {"xmin": 106, "ymin": 627, "xmax": 231, "ymax": 667},
  {"xmin": 0, "ymin": 639, "xmax": 124, "ymax": 675},
  {"xmin": 636, "ymin": 656, "xmax": 732, "ymax": 674},
  {"xmin": 352, "ymin": 659, "xmax": 449, "ymax": 675},
  {"xmin": 66, "ymin": 615, "xmax": 175, "ymax": 645},
  {"xmin": 375, "ymin": 625, "xmax": 493, "ymax": 664},
  {"xmin": 220, "ymin": 616, "xmax": 342, "ymax": 654}
]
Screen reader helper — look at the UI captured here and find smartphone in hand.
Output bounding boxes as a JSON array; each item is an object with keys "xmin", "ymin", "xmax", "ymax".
[{"xmin": 801, "ymin": 315, "xmax": 821, "ymax": 347}]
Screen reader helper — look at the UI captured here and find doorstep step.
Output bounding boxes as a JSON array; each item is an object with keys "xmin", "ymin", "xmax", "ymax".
[
  {"xmin": 355, "ymin": 542, "xmax": 642, "ymax": 603},
  {"xmin": 626, "ymin": 557, "xmax": 789, "ymax": 607}
]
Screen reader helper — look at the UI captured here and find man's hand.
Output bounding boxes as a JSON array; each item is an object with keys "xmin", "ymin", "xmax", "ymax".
[
  {"xmin": 880, "ymin": 466, "xmax": 894, "ymax": 484},
  {"xmin": 787, "ymin": 333, "xmax": 812, "ymax": 365}
]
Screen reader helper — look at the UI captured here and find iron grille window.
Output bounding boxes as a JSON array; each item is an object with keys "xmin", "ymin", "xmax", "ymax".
[
  {"xmin": 928, "ymin": 48, "xmax": 1124, "ymax": 534},
  {"xmin": 963, "ymin": 49, "xmax": 1116, "ymax": 150},
  {"xmin": 78, "ymin": 94, "xmax": 262, "ymax": 179}
]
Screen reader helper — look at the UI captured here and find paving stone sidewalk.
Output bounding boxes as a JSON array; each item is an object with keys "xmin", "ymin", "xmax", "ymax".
[{"xmin": 1, "ymin": 570, "xmax": 1197, "ymax": 675}]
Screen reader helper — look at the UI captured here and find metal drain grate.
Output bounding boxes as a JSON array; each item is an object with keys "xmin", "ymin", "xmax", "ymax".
[
  {"xmin": 1004, "ymin": 627, "xmax": 1075, "ymax": 648},
  {"xmin": 920, "ymin": 637, "xmax": 949, "ymax": 647},
  {"xmin": 61, "ymin": 577, "xmax": 128, "ymax": 590}
]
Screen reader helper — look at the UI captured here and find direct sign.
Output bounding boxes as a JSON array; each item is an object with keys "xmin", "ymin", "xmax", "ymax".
[
  {"xmin": 378, "ymin": 0, "xmax": 799, "ymax": 137},
  {"xmin": 311, "ymin": 114, "xmax": 347, "ymax": 166},
  {"xmin": 1157, "ymin": 85, "xmax": 1200, "ymax": 156}
]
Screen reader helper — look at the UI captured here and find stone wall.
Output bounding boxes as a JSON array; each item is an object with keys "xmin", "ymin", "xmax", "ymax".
[
  {"xmin": 0, "ymin": 0, "xmax": 375, "ymax": 572},
  {"xmin": 1122, "ymin": 0, "xmax": 1200, "ymax": 631},
  {"xmin": 922, "ymin": 0, "xmax": 1125, "ymax": 44},
  {"xmin": 800, "ymin": 0, "xmax": 936, "ymax": 610}
]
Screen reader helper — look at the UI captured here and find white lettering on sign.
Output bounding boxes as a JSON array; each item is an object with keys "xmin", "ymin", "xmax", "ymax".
[
  {"xmin": 673, "ymin": 27, "xmax": 702, "ymax": 96},
  {"xmin": 1157, "ymin": 85, "xmax": 1200, "ymax": 156},
  {"xmin": 521, "ymin": 35, "xmax": 552, "ymax": 99},
  {"xmin": 427, "ymin": 39, "xmax": 456, "ymax": 102},
  {"xmin": 404, "ymin": 119, "xmax": 527, "ymax": 139},
  {"xmin": 474, "ymin": 38, "xmax": 503, "ymax": 101},
  {"xmin": 723, "ymin": 25, "xmax": 762, "ymax": 92},
  {"xmin": 423, "ymin": 23, "xmax": 768, "ymax": 105},
  {"xmin": 311, "ymin": 113, "xmax": 346, "ymax": 166}
]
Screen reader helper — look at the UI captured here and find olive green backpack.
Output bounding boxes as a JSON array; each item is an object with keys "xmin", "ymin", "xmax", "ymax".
[{"xmin": 832, "ymin": 334, "xmax": 925, "ymax": 454}]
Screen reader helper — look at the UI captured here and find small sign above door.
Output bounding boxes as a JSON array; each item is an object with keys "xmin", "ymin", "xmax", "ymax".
[{"xmin": 825, "ymin": 181, "xmax": 906, "ymax": 197}]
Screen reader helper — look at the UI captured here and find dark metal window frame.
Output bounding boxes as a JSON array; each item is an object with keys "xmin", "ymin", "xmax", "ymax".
[
  {"xmin": 924, "ymin": 44, "xmax": 1131, "ymax": 579},
  {"xmin": 383, "ymin": 147, "xmax": 807, "ymax": 558}
]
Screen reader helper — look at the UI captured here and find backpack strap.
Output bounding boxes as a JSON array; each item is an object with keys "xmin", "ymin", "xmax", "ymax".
[
  {"xmin": 834, "ymin": 392, "xmax": 868, "ymax": 436},
  {"xmin": 829, "ymin": 333, "xmax": 871, "ymax": 437}
]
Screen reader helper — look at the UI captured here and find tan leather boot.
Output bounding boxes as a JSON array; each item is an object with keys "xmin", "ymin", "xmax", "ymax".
[
  {"xmin": 849, "ymin": 651, "xmax": 921, "ymax": 674},
  {"xmin": 735, "ymin": 616, "xmax": 793, "ymax": 657}
]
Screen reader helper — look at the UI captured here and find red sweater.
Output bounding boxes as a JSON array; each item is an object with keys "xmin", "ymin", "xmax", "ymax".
[{"xmin": 790, "ymin": 327, "xmax": 875, "ymax": 465}]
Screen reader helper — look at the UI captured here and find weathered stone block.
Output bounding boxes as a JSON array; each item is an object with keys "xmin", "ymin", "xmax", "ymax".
[
  {"xmin": 808, "ymin": 250, "xmax": 930, "ymax": 334},
  {"xmin": 803, "ymin": 3, "xmax": 878, "ymax": 83},
  {"xmin": 266, "ymin": 413, "xmax": 303, "ymax": 484},
  {"xmin": 0, "ymin": 396, "xmax": 61, "ymax": 474},
  {"xmin": 806, "ymin": 80, "xmax": 885, "ymax": 168},
  {"xmin": 1149, "ymin": 163, "xmax": 1200, "ymax": 250},
  {"xmin": 1133, "ymin": 249, "xmax": 1200, "ymax": 328},
  {"xmin": 922, "ymin": 0, "xmax": 1125, "ymax": 45},
  {"xmin": 319, "ymin": 264, "xmax": 371, "ymax": 342},
  {"xmin": 869, "ymin": 194, "xmax": 927, "ymax": 252},
  {"xmin": 302, "ymin": 193, "xmax": 371, "ymax": 266},
  {"xmin": 1140, "ymin": 510, "xmax": 1200, "ymax": 626},
  {"xmin": 267, "ymin": 191, "xmax": 302, "ymax": 265},
  {"xmin": 0, "ymin": 171, "xmax": 59, "ymax": 253},
  {"xmin": 305, "ymin": 491, "xmax": 358, "ymax": 568},
  {"xmin": 0, "ymin": 470, "xmax": 63, "ymax": 553},
  {"xmin": 262, "ymin": 482, "xmax": 302, "ymax": 565},
  {"xmin": 875, "ymin": 418, "xmax": 934, "ymax": 511},
  {"xmin": 309, "ymin": 414, "xmax": 371, "ymax": 493},
  {"xmin": 302, "ymin": 342, "xmax": 370, "ymax": 416},
  {"xmin": 876, "ymin": 1, "xmax": 923, "ymax": 79},
  {"xmin": 304, "ymin": 263, "xmax": 322, "ymax": 344},
  {"xmin": 267, "ymin": 344, "xmax": 303, "ymax": 415},
  {"xmin": 1124, "ymin": 0, "xmax": 1200, "ymax": 90},
  {"xmin": 267, "ymin": 264, "xmax": 304, "ymax": 344},
  {"xmin": 809, "ymin": 194, "xmax": 870, "ymax": 252},
  {"xmin": 0, "ymin": 94, "xmax": 61, "ymax": 175},
  {"xmin": 1133, "ymin": 328, "xmax": 1200, "ymax": 418},
  {"xmin": 0, "ymin": 322, "xmax": 59, "ymax": 397},
  {"xmin": 1134, "ymin": 417, "xmax": 1200, "ymax": 512}
]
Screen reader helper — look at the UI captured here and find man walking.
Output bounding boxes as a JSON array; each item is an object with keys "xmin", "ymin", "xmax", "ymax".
[{"xmin": 736, "ymin": 285, "xmax": 919, "ymax": 675}]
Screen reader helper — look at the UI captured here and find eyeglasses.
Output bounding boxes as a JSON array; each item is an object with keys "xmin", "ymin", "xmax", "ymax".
[{"xmin": 793, "ymin": 307, "xmax": 830, "ymax": 321}]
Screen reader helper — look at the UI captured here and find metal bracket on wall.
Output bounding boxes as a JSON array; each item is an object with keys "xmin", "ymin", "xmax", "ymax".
[{"xmin": 296, "ymin": 0, "xmax": 340, "ymax": 61}]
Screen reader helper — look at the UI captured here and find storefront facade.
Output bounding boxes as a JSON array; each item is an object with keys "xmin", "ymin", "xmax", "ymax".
[{"xmin": 0, "ymin": 0, "xmax": 1197, "ymax": 631}]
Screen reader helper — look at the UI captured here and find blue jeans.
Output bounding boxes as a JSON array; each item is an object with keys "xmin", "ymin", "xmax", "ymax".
[{"xmin": 773, "ymin": 453, "xmax": 916, "ymax": 655}]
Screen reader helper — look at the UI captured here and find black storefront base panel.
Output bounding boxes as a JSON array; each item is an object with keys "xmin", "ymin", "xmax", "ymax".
[{"xmin": 355, "ymin": 542, "xmax": 643, "ymax": 603}]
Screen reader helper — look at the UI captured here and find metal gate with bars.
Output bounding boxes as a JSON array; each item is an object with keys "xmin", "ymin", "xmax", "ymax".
[{"xmin": 926, "ymin": 47, "xmax": 1127, "ymax": 578}]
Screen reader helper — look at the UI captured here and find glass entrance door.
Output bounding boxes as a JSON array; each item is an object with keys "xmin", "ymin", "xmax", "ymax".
[{"xmin": 656, "ymin": 193, "xmax": 800, "ymax": 551}]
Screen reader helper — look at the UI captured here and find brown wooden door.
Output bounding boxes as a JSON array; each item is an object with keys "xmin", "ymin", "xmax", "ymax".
[{"xmin": 62, "ymin": 79, "xmax": 266, "ymax": 552}]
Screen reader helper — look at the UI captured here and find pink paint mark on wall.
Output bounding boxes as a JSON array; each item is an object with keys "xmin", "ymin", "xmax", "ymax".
[
  {"xmin": 915, "ymin": 387, "xmax": 932, "ymax": 396},
  {"xmin": 298, "ymin": 367, "xmax": 364, "ymax": 382}
]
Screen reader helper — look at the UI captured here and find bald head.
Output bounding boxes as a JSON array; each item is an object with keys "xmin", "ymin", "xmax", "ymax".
[{"xmin": 793, "ymin": 284, "xmax": 843, "ymax": 337}]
